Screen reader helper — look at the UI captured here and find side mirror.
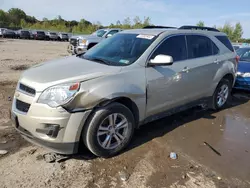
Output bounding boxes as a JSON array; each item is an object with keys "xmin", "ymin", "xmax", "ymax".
[
  {"xmin": 106, "ymin": 34, "xmax": 112, "ymax": 38},
  {"xmin": 149, "ymin": 55, "xmax": 173, "ymax": 66}
]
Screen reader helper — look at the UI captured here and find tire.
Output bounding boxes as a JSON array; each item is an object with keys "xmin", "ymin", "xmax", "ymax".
[
  {"xmin": 211, "ymin": 78, "xmax": 232, "ymax": 110},
  {"xmin": 83, "ymin": 102, "xmax": 135, "ymax": 157}
]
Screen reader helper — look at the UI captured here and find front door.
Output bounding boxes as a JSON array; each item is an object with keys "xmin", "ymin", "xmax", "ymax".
[{"xmin": 146, "ymin": 35, "xmax": 193, "ymax": 117}]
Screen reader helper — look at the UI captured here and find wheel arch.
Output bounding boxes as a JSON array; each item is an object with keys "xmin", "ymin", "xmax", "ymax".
[{"xmin": 96, "ymin": 97, "xmax": 140, "ymax": 128}]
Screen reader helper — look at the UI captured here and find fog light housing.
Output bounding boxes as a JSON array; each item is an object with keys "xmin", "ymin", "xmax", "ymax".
[{"xmin": 36, "ymin": 124, "xmax": 60, "ymax": 138}]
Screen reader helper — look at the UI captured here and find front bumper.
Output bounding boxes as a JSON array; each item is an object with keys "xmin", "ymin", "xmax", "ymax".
[
  {"xmin": 11, "ymin": 89, "xmax": 91, "ymax": 154},
  {"xmin": 67, "ymin": 44, "xmax": 76, "ymax": 55},
  {"xmin": 234, "ymin": 77, "xmax": 250, "ymax": 91},
  {"xmin": 67, "ymin": 44, "xmax": 87, "ymax": 55}
]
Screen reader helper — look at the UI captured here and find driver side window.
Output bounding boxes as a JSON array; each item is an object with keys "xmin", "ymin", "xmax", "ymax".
[
  {"xmin": 106, "ymin": 30, "xmax": 119, "ymax": 37},
  {"xmin": 151, "ymin": 35, "xmax": 188, "ymax": 62}
]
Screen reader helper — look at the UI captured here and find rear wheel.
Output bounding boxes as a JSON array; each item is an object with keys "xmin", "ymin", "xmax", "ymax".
[
  {"xmin": 83, "ymin": 103, "xmax": 135, "ymax": 157},
  {"xmin": 211, "ymin": 78, "xmax": 232, "ymax": 110}
]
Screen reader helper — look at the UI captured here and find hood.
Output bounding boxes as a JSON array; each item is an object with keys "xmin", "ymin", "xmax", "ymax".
[
  {"xmin": 238, "ymin": 61, "xmax": 250, "ymax": 73},
  {"xmin": 70, "ymin": 35, "xmax": 90, "ymax": 39},
  {"xmin": 19, "ymin": 56, "xmax": 122, "ymax": 92}
]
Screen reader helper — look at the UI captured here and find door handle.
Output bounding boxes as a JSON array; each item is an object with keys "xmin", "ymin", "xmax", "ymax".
[
  {"xmin": 213, "ymin": 59, "xmax": 220, "ymax": 64},
  {"xmin": 181, "ymin": 66, "xmax": 189, "ymax": 73}
]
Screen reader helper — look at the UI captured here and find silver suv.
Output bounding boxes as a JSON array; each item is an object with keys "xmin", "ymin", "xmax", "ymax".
[{"xmin": 11, "ymin": 26, "xmax": 238, "ymax": 157}]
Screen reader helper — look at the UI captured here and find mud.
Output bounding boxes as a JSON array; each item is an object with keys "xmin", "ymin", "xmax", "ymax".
[{"xmin": 1, "ymin": 39, "xmax": 250, "ymax": 188}]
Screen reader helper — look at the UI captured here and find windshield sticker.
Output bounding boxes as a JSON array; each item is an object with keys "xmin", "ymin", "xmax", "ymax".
[
  {"xmin": 119, "ymin": 59, "xmax": 130, "ymax": 64},
  {"xmin": 136, "ymin": 34, "xmax": 155, "ymax": 40}
]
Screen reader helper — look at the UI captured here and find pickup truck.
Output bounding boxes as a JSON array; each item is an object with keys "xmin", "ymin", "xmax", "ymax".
[{"xmin": 67, "ymin": 28, "xmax": 122, "ymax": 55}]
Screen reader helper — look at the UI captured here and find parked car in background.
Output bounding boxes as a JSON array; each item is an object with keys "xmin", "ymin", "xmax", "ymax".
[
  {"xmin": 11, "ymin": 26, "xmax": 237, "ymax": 157},
  {"xmin": 45, "ymin": 31, "xmax": 58, "ymax": 41},
  {"xmin": 16, "ymin": 30, "xmax": 31, "ymax": 39},
  {"xmin": 232, "ymin": 43, "xmax": 250, "ymax": 51},
  {"xmin": 0, "ymin": 28, "xmax": 7, "ymax": 37},
  {"xmin": 67, "ymin": 33, "xmax": 73, "ymax": 41},
  {"xmin": 58, "ymin": 32, "xmax": 69, "ymax": 41},
  {"xmin": 235, "ymin": 47, "xmax": 250, "ymax": 90},
  {"xmin": 30, "ymin": 30, "xmax": 46, "ymax": 40},
  {"xmin": 3, "ymin": 29, "xmax": 16, "ymax": 38},
  {"xmin": 68, "ymin": 28, "xmax": 122, "ymax": 55},
  {"xmin": 233, "ymin": 45, "xmax": 241, "ymax": 51}
]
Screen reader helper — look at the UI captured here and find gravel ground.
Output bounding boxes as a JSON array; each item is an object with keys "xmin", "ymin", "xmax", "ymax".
[{"xmin": 0, "ymin": 39, "xmax": 250, "ymax": 188}]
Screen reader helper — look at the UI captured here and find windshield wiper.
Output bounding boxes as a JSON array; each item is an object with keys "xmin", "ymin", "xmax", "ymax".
[{"xmin": 85, "ymin": 57, "xmax": 111, "ymax": 65}]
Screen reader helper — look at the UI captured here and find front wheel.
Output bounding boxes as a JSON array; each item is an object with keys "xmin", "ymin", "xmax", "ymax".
[
  {"xmin": 211, "ymin": 78, "xmax": 232, "ymax": 110},
  {"xmin": 83, "ymin": 103, "xmax": 135, "ymax": 157}
]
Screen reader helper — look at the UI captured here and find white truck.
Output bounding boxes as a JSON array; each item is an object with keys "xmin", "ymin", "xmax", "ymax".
[{"xmin": 67, "ymin": 28, "xmax": 122, "ymax": 55}]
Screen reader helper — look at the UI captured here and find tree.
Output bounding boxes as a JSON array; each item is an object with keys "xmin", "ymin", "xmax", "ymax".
[
  {"xmin": 123, "ymin": 17, "xmax": 131, "ymax": 28},
  {"xmin": 143, "ymin": 16, "xmax": 151, "ymax": 26},
  {"xmin": 233, "ymin": 22, "xmax": 243, "ymax": 42},
  {"xmin": 218, "ymin": 23, "xmax": 234, "ymax": 41},
  {"xmin": 20, "ymin": 19, "xmax": 27, "ymax": 28},
  {"xmin": 0, "ymin": 10, "xmax": 8, "ymax": 26},
  {"xmin": 116, "ymin": 20, "xmax": 121, "ymax": 26},
  {"xmin": 133, "ymin": 16, "xmax": 141, "ymax": 25},
  {"xmin": 196, "ymin": 21, "xmax": 205, "ymax": 27},
  {"xmin": 8, "ymin": 8, "xmax": 26, "ymax": 26}
]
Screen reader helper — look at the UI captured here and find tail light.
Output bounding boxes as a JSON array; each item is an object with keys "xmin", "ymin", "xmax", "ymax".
[{"xmin": 236, "ymin": 55, "xmax": 240, "ymax": 64}]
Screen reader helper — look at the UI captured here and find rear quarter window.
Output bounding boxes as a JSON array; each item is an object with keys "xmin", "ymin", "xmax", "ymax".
[{"xmin": 215, "ymin": 36, "xmax": 234, "ymax": 52}]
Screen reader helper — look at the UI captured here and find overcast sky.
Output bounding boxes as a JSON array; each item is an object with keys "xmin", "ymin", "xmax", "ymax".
[{"xmin": 1, "ymin": 0, "xmax": 250, "ymax": 37}]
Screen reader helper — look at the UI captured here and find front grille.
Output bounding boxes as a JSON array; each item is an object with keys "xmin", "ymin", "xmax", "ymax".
[
  {"xmin": 70, "ymin": 38, "xmax": 78, "ymax": 47},
  {"xmin": 16, "ymin": 99, "xmax": 30, "ymax": 113},
  {"xmin": 19, "ymin": 83, "xmax": 36, "ymax": 95}
]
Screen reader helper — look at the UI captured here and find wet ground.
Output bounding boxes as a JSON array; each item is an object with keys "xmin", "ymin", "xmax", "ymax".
[{"xmin": 1, "ymin": 39, "xmax": 250, "ymax": 188}]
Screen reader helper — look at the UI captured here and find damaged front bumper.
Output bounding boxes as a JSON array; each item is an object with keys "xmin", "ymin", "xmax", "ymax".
[
  {"xmin": 67, "ymin": 44, "xmax": 87, "ymax": 55},
  {"xmin": 11, "ymin": 91, "xmax": 91, "ymax": 154}
]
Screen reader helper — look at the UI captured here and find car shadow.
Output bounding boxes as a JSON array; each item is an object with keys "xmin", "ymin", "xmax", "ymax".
[{"xmin": 71, "ymin": 91, "xmax": 250, "ymax": 161}]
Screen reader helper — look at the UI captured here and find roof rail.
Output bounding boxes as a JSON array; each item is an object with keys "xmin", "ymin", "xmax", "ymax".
[
  {"xmin": 143, "ymin": 25, "xmax": 177, "ymax": 29},
  {"xmin": 179, "ymin": 25, "xmax": 220, "ymax": 32}
]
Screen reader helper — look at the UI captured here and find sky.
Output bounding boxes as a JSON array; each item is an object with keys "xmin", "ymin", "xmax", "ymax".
[{"xmin": 0, "ymin": 0, "xmax": 250, "ymax": 37}]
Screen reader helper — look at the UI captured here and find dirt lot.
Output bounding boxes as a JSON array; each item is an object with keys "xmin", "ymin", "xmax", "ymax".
[{"xmin": 1, "ymin": 39, "xmax": 250, "ymax": 188}]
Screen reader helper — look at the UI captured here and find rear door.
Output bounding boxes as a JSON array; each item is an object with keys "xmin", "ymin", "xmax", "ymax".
[{"xmin": 183, "ymin": 35, "xmax": 221, "ymax": 100}]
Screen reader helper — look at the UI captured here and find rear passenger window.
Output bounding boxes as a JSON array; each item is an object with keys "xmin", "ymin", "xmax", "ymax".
[
  {"xmin": 151, "ymin": 35, "xmax": 187, "ymax": 62},
  {"xmin": 187, "ymin": 35, "xmax": 212, "ymax": 58},
  {"xmin": 215, "ymin": 36, "xmax": 234, "ymax": 52}
]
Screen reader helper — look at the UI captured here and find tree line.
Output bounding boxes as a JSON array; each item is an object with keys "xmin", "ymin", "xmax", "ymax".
[
  {"xmin": 0, "ymin": 8, "xmax": 151, "ymax": 34},
  {"xmin": 197, "ymin": 21, "xmax": 249, "ymax": 43},
  {"xmin": 0, "ymin": 8, "xmax": 249, "ymax": 42}
]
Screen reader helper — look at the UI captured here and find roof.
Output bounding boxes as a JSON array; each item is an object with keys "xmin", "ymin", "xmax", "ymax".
[
  {"xmin": 121, "ymin": 29, "xmax": 175, "ymax": 36},
  {"xmin": 121, "ymin": 28, "xmax": 226, "ymax": 36}
]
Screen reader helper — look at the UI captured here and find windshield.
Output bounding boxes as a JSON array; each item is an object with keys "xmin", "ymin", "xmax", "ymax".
[
  {"xmin": 92, "ymin": 29, "xmax": 107, "ymax": 37},
  {"xmin": 81, "ymin": 33, "xmax": 156, "ymax": 66},
  {"xmin": 236, "ymin": 48, "xmax": 250, "ymax": 62}
]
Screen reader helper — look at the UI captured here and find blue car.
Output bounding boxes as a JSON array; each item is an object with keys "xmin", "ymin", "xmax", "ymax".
[{"xmin": 235, "ymin": 47, "xmax": 250, "ymax": 90}]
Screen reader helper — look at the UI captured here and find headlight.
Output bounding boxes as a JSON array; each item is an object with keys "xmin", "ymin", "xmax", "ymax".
[
  {"xmin": 38, "ymin": 83, "xmax": 80, "ymax": 108},
  {"xmin": 237, "ymin": 72, "xmax": 250, "ymax": 77},
  {"xmin": 80, "ymin": 39, "xmax": 87, "ymax": 45}
]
